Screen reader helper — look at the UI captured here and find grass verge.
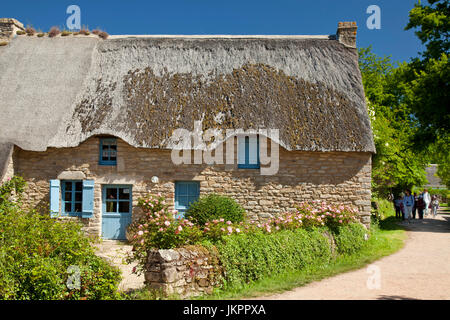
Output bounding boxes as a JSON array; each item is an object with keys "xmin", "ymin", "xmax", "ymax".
[{"xmin": 196, "ymin": 217, "xmax": 406, "ymax": 300}]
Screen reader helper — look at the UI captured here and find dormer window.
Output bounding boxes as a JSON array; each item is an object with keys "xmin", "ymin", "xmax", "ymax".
[{"xmin": 99, "ymin": 138, "xmax": 117, "ymax": 166}]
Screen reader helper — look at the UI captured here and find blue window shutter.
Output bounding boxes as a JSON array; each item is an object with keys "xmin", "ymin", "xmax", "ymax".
[
  {"xmin": 82, "ymin": 180, "xmax": 95, "ymax": 218},
  {"xmin": 49, "ymin": 179, "xmax": 60, "ymax": 218}
]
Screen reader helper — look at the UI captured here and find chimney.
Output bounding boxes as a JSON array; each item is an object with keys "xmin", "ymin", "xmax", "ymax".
[
  {"xmin": 336, "ymin": 21, "xmax": 357, "ymax": 48},
  {"xmin": 0, "ymin": 18, "xmax": 25, "ymax": 43}
]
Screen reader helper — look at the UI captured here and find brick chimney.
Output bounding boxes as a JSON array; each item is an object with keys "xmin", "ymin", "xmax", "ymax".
[
  {"xmin": 0, "ymin": 18, "xmax": 24, "ymax": 43},
  {"xmin": 336, "ymin": 21, "xmax": 357, "ymax": 48}
]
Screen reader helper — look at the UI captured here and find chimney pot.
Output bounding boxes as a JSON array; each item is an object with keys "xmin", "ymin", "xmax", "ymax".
[
  {"xmin": 336, "ymin": 21, "xmax": 357, "ymax": 48},
  {"xmin": 0, "ymin": 18, "xmax": 25, "ymax": 42}
]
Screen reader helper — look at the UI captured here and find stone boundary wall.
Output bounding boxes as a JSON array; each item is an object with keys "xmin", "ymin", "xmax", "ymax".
[
  {"xmin": 144, "ymin": 229, "xmax": 350, "ymax": 298},
  {"xmin": 145, "ymin": 247, "xmax": 222, "ymax": 297}
]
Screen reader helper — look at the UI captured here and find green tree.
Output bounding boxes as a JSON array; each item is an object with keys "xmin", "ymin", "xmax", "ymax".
[
  {"xmin": 359, "ymin": 47, "xmax": 428, "ymax": 196},
  {"xmin": 405, "ymin": 0, "xmax": 449, "ymax": 186}
]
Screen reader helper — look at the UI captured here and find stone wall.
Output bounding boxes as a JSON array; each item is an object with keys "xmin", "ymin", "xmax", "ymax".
[
  {"xmin": 145, "ymin": 247, "xmax": 222, "ymax": 297},
  {"xmin": 12, "ymin": 135, "xmax": 372, "ymax": 237}
]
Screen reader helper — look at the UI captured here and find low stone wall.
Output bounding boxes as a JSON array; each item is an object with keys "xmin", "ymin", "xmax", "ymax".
[{"xmin": 145, "ymin": 246, "xmax": 222, "ymax": 297}]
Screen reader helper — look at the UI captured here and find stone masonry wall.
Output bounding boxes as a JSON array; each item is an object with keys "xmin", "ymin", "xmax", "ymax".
[
  {"xmin": 145, "ymin": 247, "xmax": 222, "ymax": 297},
  {"xmin": 12, "ymin": 136, "xmax": 372, "ymax": 237}
]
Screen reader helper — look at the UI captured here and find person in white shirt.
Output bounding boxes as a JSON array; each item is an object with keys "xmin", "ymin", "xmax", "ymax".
[
  {"xmin": 431, "ymin": 195, "xmax": 439, "ymax": 218},
  {"xmin": 423, "ymin": 189, "xmax": 431, "ymax": 216},
  {"xmin": 402, "ymin": 189, "xmax": 415, "ymax": 224}
]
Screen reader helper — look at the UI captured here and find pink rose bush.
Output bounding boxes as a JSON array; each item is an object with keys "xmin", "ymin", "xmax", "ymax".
[{"xmin": 127, "ymin": 195, "xmax": 360, "ymax": 274}]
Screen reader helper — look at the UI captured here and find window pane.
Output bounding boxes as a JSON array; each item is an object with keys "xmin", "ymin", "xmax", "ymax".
[
  {"xmin": 106, "ymin": 188, "xmax": 117, "ymax": 200},
  {"xmin": 75, "ymin": 192, "xmax": 82, "ymax": 202},
  {"xmin": 64, "ymin": 181, "xmax": 72, "ymax": 191},
  {"xmin": 109, "ymin": 145, "xmax": 117, "ymax": 151},
  {"xmin": 75, "ymin": 181, "xmax": 82, "ymax": 191},
  {"xmin": 119, "ymin": 188, "xmax": 130, "ymax": 200},
  {"xmin": 65, "ymin": 202, "xmax": 72, "ymax": 213},
  {"xmin": 64, "ymin": 192, "xmax": 72, "ymax": 201},
  {"xmin": 118, "ymin": 201, "xmax": 130, "ymax": 213},
  {"xmin": 102, "ymin": 150, "xmax": 109, "ymax": 161},
  {"xmin": 177, "ymin": 183, "xmax": 188, "ymax": 195},
  {"xmin": 106, "ymin": 201, "xmax": 117, "ymax": 213},
  {"xmin": 248, "ymin": 136, "xmax": 258, "ymax": 164},
  {"xmin": 74, "ymin": 203, "xmax": 82, "ymax": 212}
]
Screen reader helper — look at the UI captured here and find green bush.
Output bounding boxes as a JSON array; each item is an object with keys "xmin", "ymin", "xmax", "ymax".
[
  {"xmin": 214, "ymin": 227, "xmax": 333, "ymax": 286},
  {"xmin": 332, "ymin": 223, "xmax": 367, "ymax": 255},
  {"xmin": 185, "ymin": 194, "xmax": 245, "ymax": 225},
  {"xmin": 0, "ymin": 177, "xmax": 122, "ymax": 300},
  {"xmin": 371, "ymin": 197, "xmax": 396, "ymax": 220}
]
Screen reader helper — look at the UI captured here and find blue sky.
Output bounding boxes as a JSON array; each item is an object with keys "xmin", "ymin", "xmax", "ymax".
[{"xmin": 3, "ymin": 0, "xmax": 424, "ymax": 63}]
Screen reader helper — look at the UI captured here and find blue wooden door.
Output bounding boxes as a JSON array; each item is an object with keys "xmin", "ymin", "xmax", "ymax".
[
  {"xmin": 175, "ymin": 181, "xmax": 200, "ymax": 218},
  {"xmin": 102, "ymin": 185, "xmax": 132, "ymax": 240}
]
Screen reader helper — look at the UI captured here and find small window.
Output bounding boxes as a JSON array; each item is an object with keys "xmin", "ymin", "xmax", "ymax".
[
  {"xmin": 175, "ymin": 181, "xmax": 200, "ymax": 219},
  {"xmin": 99, "ymin": 138, "xmax": 117, "ymax": 165},
  {"xmin": 62, "ymin": 180, "xmax": 83, "ymax": 216},
  {"xmin": 238, "ymin": 135, "xmax": 260, "ymax": 169}
]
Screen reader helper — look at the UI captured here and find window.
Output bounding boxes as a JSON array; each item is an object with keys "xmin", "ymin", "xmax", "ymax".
[
  {"xmin": 50, "ymin": 179, "xmax": 94, "ymax": 218},
  {"xmin": 104, "ymin": 186, "xmax": 132, "ymax": 214},
  {"xmin": 99, "ymin": 138, "xmax": 117, "ymax": 165},
  {"xmin": 175, "ymin": 181, "xmax": 200, "ymax": 218},
  {"xmin": 238, "ymin": 135, "xmax": 260, "ymax": 169},
  {"xmin": 62, "ymin": 180, "xmax": 83, "ymax": 216}
]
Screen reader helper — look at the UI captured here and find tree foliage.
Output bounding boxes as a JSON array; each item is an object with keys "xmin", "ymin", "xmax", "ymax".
[
  {"xmin": 359, "ymin": 47, "xmax": 428, "ymax": 196},
  {"xmin": 404, "ymin": 0, "xmax": 449, "ymax": 186}
]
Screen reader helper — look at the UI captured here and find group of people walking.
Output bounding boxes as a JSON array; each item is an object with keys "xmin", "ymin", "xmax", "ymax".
[{"xmin": 393, "ymin": 189, "xmax": 440, "ymax": 223}]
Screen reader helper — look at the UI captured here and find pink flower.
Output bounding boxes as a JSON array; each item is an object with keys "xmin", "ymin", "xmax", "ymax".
[
  {"xmin": 205, "ymin": 222, "xmax": 209, "ymax": 226},
  {"xmin": 204, "ymin": 227, "xmax": 210, "ymax": 232},
  {"xmin": 339, "ymin": 220, "xmax": 343, "ymax": 223},
  {"xmin": 164, "ymin": 221, "xmax": 170, "ymax": 226},
  {"xmin": 158, "ymin": 227, "xmax": 164, "ymax": 232},
  {"xmin": 235, "ymin": 228, "xmax": 241, "ymax": 233},
  {"xmin": 226, "ymin": 221, "xmax": 232, "ymax": 225},
  {"xmin": 220, "ymin": 228, "xmax": 225, "ymax": 232},
  {"xmin": 227, "ymin": 226, "xmax": 233, "ymax": 234},
  {"xmin": 137, "ymin": 231, "xmax": 144, "ymax": 236},
  {"xmin": 219, "ymin": 218, "xmax": 224, "ymax": 222},
  {"xmin": 177, "ymin": 226, "xmax": 183, "ymax": 232}
]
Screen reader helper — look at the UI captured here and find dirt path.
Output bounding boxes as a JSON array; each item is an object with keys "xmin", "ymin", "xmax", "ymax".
[
  {"xmin": 94, "ymin": 241, "xmax": 145, "ymax": 292},
  {"xmin": 256, "ymin": 211, "xmax": 450, "ymax": 300}
]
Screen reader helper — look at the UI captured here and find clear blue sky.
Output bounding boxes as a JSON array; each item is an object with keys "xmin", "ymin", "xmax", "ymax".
[{"xmin": 3, "ymin": 0, "xmax": 425, "ymax": 63}]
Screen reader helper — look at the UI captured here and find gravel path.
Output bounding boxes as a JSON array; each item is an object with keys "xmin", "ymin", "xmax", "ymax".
[{"xmin": 255, "ymin": 211, "xmax": 450, "ymax": 300}]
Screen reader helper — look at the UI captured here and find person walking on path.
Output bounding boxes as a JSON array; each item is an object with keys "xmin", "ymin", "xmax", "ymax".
[
  {"xmin": 431, "ymin": 195, "xmax": 439, "ymax": 218},
  {"xmin": 423, "ymin": 189, "xmax": 431, "ymax": 217},
  {"xmin": 403, "ymin": 189, "xmax": 414, "ymax": 224},
  {"xmin": 416, "ymin": 192, "xmax": 425, "ymax": 219},
  {"xmin": 394, "ymin": 195, "xmax": 403, "ymax": 219},
  {"xmin": 412, "ymin": 192, "xmax": 418, "ymax": 219}
]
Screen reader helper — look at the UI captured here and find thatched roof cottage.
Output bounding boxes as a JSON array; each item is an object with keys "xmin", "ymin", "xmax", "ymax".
[{"xmin": 0, "ymin": 19, "xmax": 374, "ymax": 239}]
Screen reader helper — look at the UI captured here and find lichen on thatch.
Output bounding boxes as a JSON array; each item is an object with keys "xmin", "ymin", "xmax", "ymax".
[{"xmin": 0, "ymin": 36, "xmax": 375, "ymax": 159}]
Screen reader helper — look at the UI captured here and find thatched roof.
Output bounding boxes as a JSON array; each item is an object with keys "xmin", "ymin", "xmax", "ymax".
[{"xmin": 0, "ymin": 31, "xmax": 375, "ymax": 178}]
